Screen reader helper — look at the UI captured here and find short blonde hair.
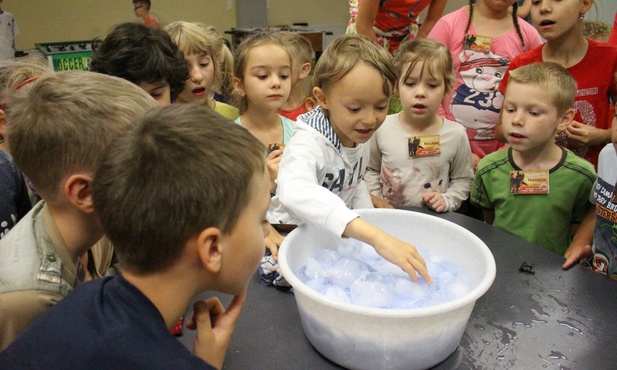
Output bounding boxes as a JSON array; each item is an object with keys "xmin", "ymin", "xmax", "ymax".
[
  {"xmin": 507, "ymin": 62, "xmax": 577, "ymax": 116},
  {"xmin": 164, "ymin": 21, "xmax": 217, "ymax": 72},
  {"xmin": 273, "ymin": 31, "xmax": 313, "ymax": 66},
  {"xmin": 0, "ymin": 57, "xmax": 51, "ymax": 106},
  {"xmin": 393, "ymin": 39, "xmax": 455, "ymax": 95},
  {"xmin": 6, "ymin": 71, "xmax": 157, "ymax": 202},
  {"xmin": 313, "ymin": 34, "xmax": 396, "ymax": 117}
]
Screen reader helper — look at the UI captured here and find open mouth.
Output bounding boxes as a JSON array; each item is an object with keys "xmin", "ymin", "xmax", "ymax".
[
  {"xmin": 413, "ymin": 103, "xmax": 426, "ymax": 109},
  {"xmin": 192, "ymin": 87, "xmax": 206, "ymax": 94},
  {"xmin": 539, "ymin": 20, "xmax": 555, "ymax": 27},
  {"xmin": 509, "ymin": 132, "xmax": 526, "ymax": 139}
]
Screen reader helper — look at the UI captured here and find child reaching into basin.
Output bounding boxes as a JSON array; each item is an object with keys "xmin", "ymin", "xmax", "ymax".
[
  {"xmin": 364, "ymin": 38, "xmax": 473, "ymax": 212},
  {"xmin": 471, "ymin": 62, "xmax": 596, "ymax": 256},
  {"xmin": 270, "ymin": 34, "xmax": 432, "ymax": 283}
]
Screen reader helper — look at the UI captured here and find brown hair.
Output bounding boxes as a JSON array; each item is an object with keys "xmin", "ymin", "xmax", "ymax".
[
  {"xmin": 232, "ymin": 32, "xmax": 291, "ymax": 114},
  {"xmin": 6, "ymin": 71, "xmax": 157, "ymax": 202},
  {"xmin": 393, "ymin": 38, "xmax": 455, "ymax": 95},
  {"xmin": 313, "ymin": 34, "xmax": 396, "ymax": 117},
  {"xmin": 273, "ymin": 31, "xmax": 314, "ymax": 66},
  {"xmin": 93, "ymin": 104, "xmax": 266, "ymax": 274}
]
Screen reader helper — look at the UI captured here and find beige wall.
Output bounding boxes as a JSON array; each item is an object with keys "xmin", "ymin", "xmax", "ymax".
[
  {"xmin": 8, "ymin": 0, "xmax": 353, "ymax": 50},
  {"xmin": 8, "ymin": 1, "xmax": 474, "ymax": 51}
]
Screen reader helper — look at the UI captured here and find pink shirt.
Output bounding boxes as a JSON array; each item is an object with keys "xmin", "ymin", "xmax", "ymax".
[{"xmin": 428, "ymin": 6, "xmax": 542, "ymax": 159}]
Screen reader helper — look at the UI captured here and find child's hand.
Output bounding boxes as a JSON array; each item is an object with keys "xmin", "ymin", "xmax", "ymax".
[
  {"xmin": 562, "ymin": 243, "xmax": 593, "ymax": 270},
  {"xmin": 265, "ymin": 224, "xmax": 285, "ymax": 260},
  {"xmin": 373, "ymin": 232, "xmax": 432, "ymax": 283},
  {"xmin": 344, "ymin": 218, "xmax": 432, "ymax": 283},
  {"xmin": 566, "ymin": 121, "xmax": 608, "ymax": 147},
  {"xmin": 370, "ymin": 194, "xmax": 394, "ymax": 209},
  {"xmin": 422, "ymin": 192, "xmax": 447, "ymax": 213},
  {"xmin": 266, "ymin": 149, "xmax": 283, "ymax": 191},
  {"xmin": 188, "ymin": 293, "xmax": 246, "ymax": 369}
]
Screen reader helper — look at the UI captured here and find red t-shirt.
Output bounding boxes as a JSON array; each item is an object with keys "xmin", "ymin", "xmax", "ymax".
[
  {"xmin": 608, "ymin": 12, "xmax": 617, "ymax": 45},
  {"xmin": 499, "ymin": 40, "xmax": 617, "ymax": 168},
  {"xmin": 278, "ymin": 103, "xmax": 308, "ymax": 122}
]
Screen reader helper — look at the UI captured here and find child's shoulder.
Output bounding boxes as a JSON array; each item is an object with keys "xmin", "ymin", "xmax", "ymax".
[
  {"xmin": 475, "ymin": 148, "xmax": 510, "ymax": 174},
  {"xmin": 585, "ymin": 39, "xmax": 617, "ymax": 59},
  {"xmin": 214, "ymin": 101, "xmax": 240, "ymax": 121},
  {"xmin": 561, "ymin": 149, "xmax": 597, "ymax": 180}
]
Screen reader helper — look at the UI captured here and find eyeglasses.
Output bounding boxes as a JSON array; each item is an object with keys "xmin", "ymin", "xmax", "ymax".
[{"xmin": 133, "ymin": 5, "xmax": 144, "ymax": 10}]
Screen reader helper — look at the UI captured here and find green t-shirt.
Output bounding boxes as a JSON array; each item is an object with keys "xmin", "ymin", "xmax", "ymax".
[{"xmin": 471, "ymin": 147, "xmax": 596, "ymax": 255}]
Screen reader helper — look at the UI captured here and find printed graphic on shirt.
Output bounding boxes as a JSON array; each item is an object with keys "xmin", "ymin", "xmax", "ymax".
[
  {"xmin": 450, "ymin": 51, "xmax": 510, "ymax": 140},
  {"xmin": 510, "ymin": 170, "xmax": 549, "ymax": 195},
  {"xmin": 408, "ymin": 135, "xmax": 441, "ymax": 157},
  {"xmin": 591, "ymin": 176, "xmax": 617, "ymax": 279},
  {"xmin": 379, "ymin": 162, "xmax": 447, "ymax": 207},
  {"xmin": 321, "ymin": 157, "xmax": 364, "ymax": 193}
]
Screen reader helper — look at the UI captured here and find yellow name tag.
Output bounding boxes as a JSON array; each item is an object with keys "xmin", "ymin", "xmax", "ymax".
[
  {"xmin": 408, "ymin": 135, "xmax": 441, "ymax": 157},
  {"xmin": 268, "ymin": 143, "xmax": 285, "ymax": 153},
  {"xmin": 510, "ymin": 170, "xmax": 549, "ymax": 195},
  {"xmin": 464, "ymin": 34, "xmax": 493, "ymax": 54}
]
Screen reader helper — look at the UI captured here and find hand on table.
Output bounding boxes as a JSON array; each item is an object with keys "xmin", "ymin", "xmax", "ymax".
[{"xmin": 562, "ymin": 243, "xmax": 593, "ymax": 270}]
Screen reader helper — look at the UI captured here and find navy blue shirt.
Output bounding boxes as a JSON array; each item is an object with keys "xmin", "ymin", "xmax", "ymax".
[
  {"xmin": 0, "ymin": 150, "xmax": 31, "ymax": 239},
  {"xmin": 0, "ymin": 276, "xmax": 216, "ymax": 370}
]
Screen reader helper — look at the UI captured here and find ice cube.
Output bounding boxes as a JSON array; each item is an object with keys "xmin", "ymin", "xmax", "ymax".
[
  {"xmin": 324, "ymin": 285, "xmax": 351, "ymax": 304},
  {"xmin": 350, "ymin": 272, "xmax": 395, "ymax": 308},
  {"xmin": 330, "ymin": 257, "xmax": 369, "ymax": 289}
]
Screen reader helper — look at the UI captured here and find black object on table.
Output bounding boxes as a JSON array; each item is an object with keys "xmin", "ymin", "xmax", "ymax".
[{"xmin": 178, "ymin": 207, "xmax": 617, "ymax": 369}]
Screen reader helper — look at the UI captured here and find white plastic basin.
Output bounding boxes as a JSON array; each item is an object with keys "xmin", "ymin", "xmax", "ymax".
[{"xmin": 278, "ymin": 208, "xmax": 496, "ymax": 370}]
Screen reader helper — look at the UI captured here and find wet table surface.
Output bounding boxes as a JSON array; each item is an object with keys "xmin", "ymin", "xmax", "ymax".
[{"xmin": 178, "ymin": 207, "xmax": 617, "ymax": 369}]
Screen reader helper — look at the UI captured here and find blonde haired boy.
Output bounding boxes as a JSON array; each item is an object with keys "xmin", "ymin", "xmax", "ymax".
[
  {"xmin": 471, "ymin": 62, "xmax": 596, "ymax": 256},
  {"xmin": 0, "ymin": 71, "xmax": 157, "ymax": 350},
  {"xmin": 274, "ymin": 31, "xmax": 314, "ymax": 121}
]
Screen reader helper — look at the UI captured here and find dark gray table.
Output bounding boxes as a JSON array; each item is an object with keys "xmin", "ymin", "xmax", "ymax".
[{"xmin": 179, "ymin": 208, "xmax": 617, "ymax": 369}]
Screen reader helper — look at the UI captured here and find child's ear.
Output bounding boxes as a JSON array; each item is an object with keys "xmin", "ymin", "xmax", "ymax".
[
  {"xmin": 196, "ymin": 227, "xmax": 223, "ymax": 274},
  {"xmin": 580, "ymin": 0, "xmax": 594, "ymax": 15},
  {"xmin": 298, "ymin": 62, "xmax": 312, "ymax": 81},
  {"xmin": 313, "ymin": 86, "xmax": 327, "ymax": 109},
  {"xmin": 233, "ymin": 77, "xmax": 245, "ymax": 97},
  {"xmin": 64, "ymin": 174, "xmax": 95, "ymax": 214},
  {"xmin": 557, "ymin": 108, "xmax": 576, "ymax": 132}
]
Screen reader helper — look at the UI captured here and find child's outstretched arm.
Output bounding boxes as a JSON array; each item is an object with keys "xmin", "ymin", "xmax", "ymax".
[
  {"xmin": 563, "ymin": 205, "xmax": 595, "ymax": 269},
  {"xmin": 344, "ymin": 217, "xmax": 432, "ymax": 283},
  {"xmin": 187, "ymin": 292, "xmax": 246, "ymax": 369}
]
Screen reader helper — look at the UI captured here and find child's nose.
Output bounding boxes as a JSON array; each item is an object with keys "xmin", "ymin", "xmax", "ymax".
[
  {"xmin": 190, "ymin": 67, "xmax": 203, "ymax": 82},
  {"xmin": 272, "ymin": 75, "xmax": 281, "ymax": 88},
  {"xmin": 512, "ymin": 111, "xmax": 525, "ymax": 126}
]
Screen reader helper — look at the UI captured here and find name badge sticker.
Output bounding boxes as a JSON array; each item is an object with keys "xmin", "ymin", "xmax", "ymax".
[
  {"xmin": 464, "ymin": 34, "xmax": 493, "ymax": 54},
  {"xmin": 510, "ymin": 170, "xmax": 549, "ymax": 195},
  {"xmin": 408, "ymin": 135, "xmax": 441, "ymax": 157},
  {"xmin": 268, "ymin": 143, "xmax": 285, "ymax": 153}
]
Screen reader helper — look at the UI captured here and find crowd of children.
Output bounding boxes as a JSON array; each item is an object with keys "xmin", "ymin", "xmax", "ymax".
[{"xmin": 0, "ymin": 0, "xmax": 616, "ymax": 367}]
